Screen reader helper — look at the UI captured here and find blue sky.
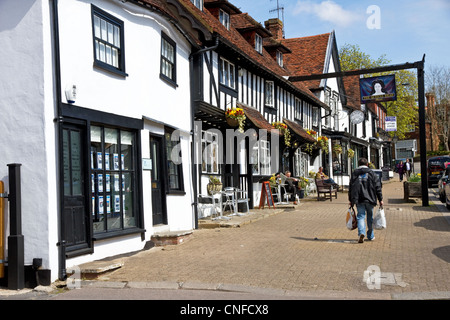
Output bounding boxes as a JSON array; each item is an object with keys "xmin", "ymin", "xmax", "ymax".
[{"xmin": 229, "ymin": 0, "xmax": 450, "ymax": 69}]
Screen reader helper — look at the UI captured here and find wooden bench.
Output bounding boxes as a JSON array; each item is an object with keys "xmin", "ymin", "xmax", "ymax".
[{"xmin": 315, "ymin": 179, "xmax": 338, "ymax": 201}]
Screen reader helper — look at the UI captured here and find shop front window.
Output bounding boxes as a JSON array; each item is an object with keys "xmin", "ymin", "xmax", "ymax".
[{"xmin": 90, "ymin": 125, "xmax": 137, "ymax": 233}]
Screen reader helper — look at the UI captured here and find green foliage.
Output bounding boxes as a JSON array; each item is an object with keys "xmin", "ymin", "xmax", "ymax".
[{"xmin": 339, "ymin": 44, "xmax": 419, "ymax": 139}]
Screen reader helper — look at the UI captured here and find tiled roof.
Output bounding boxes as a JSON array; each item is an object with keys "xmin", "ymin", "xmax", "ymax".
[
  {"xmin": 238, "ymin": 103, "xmax": 276, "ymax": 133},
  {"xmin": 283, "ymin": 118, "xmax": 316, "ymax": 143},
  {"xmin": 281, "ymin": 33, "xmax": 331, "ymax": 90},
  {"xmin": 342, "ymin": 75, "xmax": 362, "ymax": 110},
  {"xmin": 231, "ymin": 13, "xmax": 272, "ymax": 37},
  {"xmin": 177, "ymin": 0, "xmax": 328, "ymax": 109}
]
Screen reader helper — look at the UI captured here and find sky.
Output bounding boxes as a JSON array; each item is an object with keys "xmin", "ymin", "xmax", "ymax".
[{"xmin": 229, "ymin": 0, "xmax": 450, "ymax": 69}]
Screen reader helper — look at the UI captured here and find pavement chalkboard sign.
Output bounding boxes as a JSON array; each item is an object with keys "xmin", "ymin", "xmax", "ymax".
[{"xmin": 259, "ymin": 181, "xmax": 275, "ymax": 209}]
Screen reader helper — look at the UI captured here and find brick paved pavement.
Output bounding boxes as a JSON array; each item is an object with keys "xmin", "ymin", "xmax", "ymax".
[{"xmin": 91, "ymin": 179, "xmax": 450, "ymax": 299}]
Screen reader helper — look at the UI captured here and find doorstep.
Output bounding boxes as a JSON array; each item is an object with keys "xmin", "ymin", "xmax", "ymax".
[
  {"xmin": 77, "ymin": 260, "xmax": 124, "ymax": 280},
  {"xmin": 151, "ymin": 230, "xmax": 194, "ymax": 246}
]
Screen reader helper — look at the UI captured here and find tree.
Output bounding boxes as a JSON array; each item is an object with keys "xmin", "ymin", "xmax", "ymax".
[
  {"xmin": 426, "ymin": 65, "xmax": 450, "ymax": 151},
  {"xmin": 339, "ymin": 44, "xmax": 418, "ymax": 139}
]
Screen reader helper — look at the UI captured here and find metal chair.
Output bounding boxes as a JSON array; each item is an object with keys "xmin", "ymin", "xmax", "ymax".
[
  {"xmin": 278, "ymin": 173, "xmax": 292, "ymax": 204},
  {"xmin": 223, "ymin": 187, "xmax": 249, "ymax": 216}
]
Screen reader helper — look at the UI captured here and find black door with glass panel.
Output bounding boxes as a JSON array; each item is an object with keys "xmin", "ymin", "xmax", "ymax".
[
  {"xmin": 62, "ymin": 124, "xmax": 91, "ymax": 254},
  {"xmin": 150, "ymin": 135, "xmax": 167, "ymax": 225}
]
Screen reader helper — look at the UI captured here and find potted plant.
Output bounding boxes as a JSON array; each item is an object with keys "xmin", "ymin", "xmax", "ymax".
[
  {"xmin": 225, "ymin": 108, "xmax": 246, "ymax": 133},
  {"xmin": 272, "ymin": 121, "xmax": 291, "ymax": 147},
  {"xmin": 269, "ymin": 174, "xmax": 278, "ymax": 188},
  {"xmin": 297, "ymin": 176, "xmax": 310, "ymax": 198},
  {"xmin": 207, "ymin": 175, "xmax": 222, "ymax": 195},
  {"xmin": 404, "ymin": 173, "xmax": 422, "ymax": 200}
]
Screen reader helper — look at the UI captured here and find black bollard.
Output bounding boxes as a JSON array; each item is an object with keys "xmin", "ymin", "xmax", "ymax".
[{"xmin": 7, "ymin": 163, "xmax": 24, "ymax": 290}]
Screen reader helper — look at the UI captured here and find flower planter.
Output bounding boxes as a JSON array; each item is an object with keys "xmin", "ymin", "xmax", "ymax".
[
  {"xmin": 403, "ymin": 181, "xmax": 422, "ymax": 200},
  {"xmin": 226, "ymin": 117, "xmax": 239, "ymax": 127},
  {"xmin": 207, "ymin": 183, "xmax": 222, "ymax": 195},
  {"xmin": 298, "ymin": 189, "xmax": 305, "ymax": 199}
]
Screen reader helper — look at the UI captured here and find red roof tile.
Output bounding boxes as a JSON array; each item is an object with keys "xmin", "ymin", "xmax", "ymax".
[
  {"xmin": 177, "ymin": 0, "xmax": 327, "ymax": 108},
  {"xmin": 281, "ymin": 33, "xmax": 331, "ymax": 90}
]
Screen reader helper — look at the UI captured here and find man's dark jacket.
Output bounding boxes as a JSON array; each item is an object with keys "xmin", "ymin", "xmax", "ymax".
[{"xmin": 348, "ymin": 166, "xmax": 383, "ymax": 206}]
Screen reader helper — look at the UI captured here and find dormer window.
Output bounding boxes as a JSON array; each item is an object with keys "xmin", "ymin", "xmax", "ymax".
[
  {"xmin": 276, "ymin": 50, "xmax": 283, "ymax": 67},
  {"xmin": 255, "ymin": 34, "xmax": 263, "ymax": 54},
  {"xmin": 191, "ymin": 0, "xmax": 203, "ymax": 10},
  {"xmin": 219, "ymin": 9, "xmax": 230, "ymax": 30}
]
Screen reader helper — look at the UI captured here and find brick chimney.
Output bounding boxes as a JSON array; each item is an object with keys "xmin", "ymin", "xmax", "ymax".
[
  {"xmin": 426, "ymin": 92, "xmax": 436, "ymax": 112},
  {"xmin": 265, "ymin": 18, "xmax": 284, "ymax": 39}
]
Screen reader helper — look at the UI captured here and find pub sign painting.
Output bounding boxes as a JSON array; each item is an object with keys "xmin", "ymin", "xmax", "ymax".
[{"xmin": 359, "ymin": 74, "xmax": 397, "ymax": 104}]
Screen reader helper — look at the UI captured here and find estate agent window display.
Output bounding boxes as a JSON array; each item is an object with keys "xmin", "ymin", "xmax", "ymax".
[{"xmin": 90, "ymin": 125, "xmax": 138, "ymax": 233}]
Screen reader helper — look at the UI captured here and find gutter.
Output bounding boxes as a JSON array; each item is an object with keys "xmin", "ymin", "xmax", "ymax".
[{"xmin": 50, "ymin": 0, "xmax": 66, "ymax": 281}]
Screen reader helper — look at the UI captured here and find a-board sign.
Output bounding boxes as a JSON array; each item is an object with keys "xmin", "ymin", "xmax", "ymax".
[{"xmin": 259, "ymin": 181, "xmax": 275, "ymax": 209}]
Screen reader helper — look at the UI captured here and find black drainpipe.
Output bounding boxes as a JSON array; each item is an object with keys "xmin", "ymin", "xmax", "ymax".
[
  {"xmin": 51, "ymin": 0, "xmax": 66, "ymax": 281},
  {"xmin": 189, "ymin": 37, "xmax": 219, "ymax": 229}
]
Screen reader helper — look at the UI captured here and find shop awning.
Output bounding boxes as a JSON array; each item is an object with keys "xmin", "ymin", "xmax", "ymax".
[
  {"xmin": 283, "ymin": 118, "xmax": 316, "ymax": 145},
  {"xmin": 238, "ymin": 103, "xmax": 278, "ymax": 134},
  {"xmin": 194, "ymin": 101, "xmax": 227, "ymax": 129}
]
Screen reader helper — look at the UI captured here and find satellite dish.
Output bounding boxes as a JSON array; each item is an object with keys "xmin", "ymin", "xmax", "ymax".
[{"xmin": 350, "ymin": 110, "xmax": 365, "ymax": 124}]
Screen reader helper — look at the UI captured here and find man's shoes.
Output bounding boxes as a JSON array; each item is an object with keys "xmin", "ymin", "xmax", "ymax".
[
  {"xmin": 366, "ymin": 237, "xmax": 375, "ymax": 241},
  {"xmin": 358, "ymin": 234, "xmax": 364, "ymax": 243}
]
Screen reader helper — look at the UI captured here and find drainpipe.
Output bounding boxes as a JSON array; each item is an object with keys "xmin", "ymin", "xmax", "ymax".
[
  {"xmin": 189, "ymin": 37, "xmax": 219, "ymax": 229},
  {"xmin": 51, "ymin": 0, "xmax": 66, "ymax": 281}
]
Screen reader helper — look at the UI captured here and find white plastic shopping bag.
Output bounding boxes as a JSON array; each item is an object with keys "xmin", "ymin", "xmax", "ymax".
[{"xmin": 373, "ymin": 207, "xmax": 386, "ymax": 230}]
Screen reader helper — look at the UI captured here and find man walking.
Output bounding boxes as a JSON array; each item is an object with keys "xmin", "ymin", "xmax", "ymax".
[
  {"xmin": 349, "ymin": 158, "xmax": 384, "ymax": 243},
  {"xmin": 404, "ymin": 159, "xmax": 412, "ymax": 179}
]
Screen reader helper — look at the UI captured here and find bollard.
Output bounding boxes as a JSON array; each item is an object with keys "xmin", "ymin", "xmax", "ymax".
[
  {"xmin": 0, "ymin": 181, "xmax": 5, "ymax": 279},
  {"xmin": 7, "ymin": 164, "xmax": 24, "ymax": 290}
]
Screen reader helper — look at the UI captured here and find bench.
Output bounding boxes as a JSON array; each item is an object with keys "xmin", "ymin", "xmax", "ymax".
[{"xmin": 315, "ymin": 179, "xmax": 338, "ymax": 201}]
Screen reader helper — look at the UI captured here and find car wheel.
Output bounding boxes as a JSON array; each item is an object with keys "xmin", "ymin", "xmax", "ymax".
[
  {"xmin": 447, "ymin": 201, "xmax": 450, "ymax": 210},
  {"xmin": 440, "ymin": 193, "xmax": 445, "ymax": 203}
]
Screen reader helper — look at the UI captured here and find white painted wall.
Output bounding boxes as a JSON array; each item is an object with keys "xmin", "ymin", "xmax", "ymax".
[
  {"xmin": 0, "ymin": 0, "xmax": 196, "ymax": 281},
  {"xmin": 0, "ymin": 0, "xmax": 56, "ymax": 271}
]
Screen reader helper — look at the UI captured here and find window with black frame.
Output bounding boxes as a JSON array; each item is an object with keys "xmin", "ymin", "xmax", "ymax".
[
  {"xmin": 165, "ymin": 128, "xmax": 184, "ymax": 193},
  {"xmin": 92, "ymin": 5, "xmax": 126, "ymax": 75},
  {"xmin": 160, "ymin": 32, "xmax": 177, "ymax": 85},
  {"xmin": 90, "ymin": 125, "xmax": 137, "ymax": 233}
]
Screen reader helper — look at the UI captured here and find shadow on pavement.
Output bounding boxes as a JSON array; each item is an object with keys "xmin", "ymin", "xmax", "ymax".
[{"xmin": 432, "ymin": 245, "xmax": 450, "ymax": 263}]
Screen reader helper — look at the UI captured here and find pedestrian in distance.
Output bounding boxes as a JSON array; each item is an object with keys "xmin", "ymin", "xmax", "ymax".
[
  {"xmin": 404, "ymin": 159, "xmax": 412, "ymax": 179},
  {"xmin": 348, "ymin": 157, "xmax": 384, "ymax": 243},
  {"xmin": 396, "ymin": 160, "xmax": 405, "ymax": 182}
]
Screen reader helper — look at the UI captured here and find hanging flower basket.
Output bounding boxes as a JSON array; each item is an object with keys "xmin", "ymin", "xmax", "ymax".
[
  {"xmin": 272, "ymin": 121, "xmax": 291, "ymax": 147},
  {"xmin": 225, "ymin": 108, "xmax": 246, "ymax": 133},
  {"xmin": 347, "ymin": 148, "xmax": 355, "ymax": 158},
  {"xmin": 333, "ymin": 144, "xmax": 342, "ymax": 155},
  {"xmin": 316, "ymin": 136, "xmax": 329, "ymax": 154}
]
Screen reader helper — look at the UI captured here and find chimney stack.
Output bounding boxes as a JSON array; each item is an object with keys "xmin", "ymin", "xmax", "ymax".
[{"xmin": 265, "ymin": 18, "xmax": 284, "ymax": 39}]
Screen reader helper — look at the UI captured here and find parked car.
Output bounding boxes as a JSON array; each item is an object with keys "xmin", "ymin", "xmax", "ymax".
[
  {"xmin": 445, "ymin": 167, "xmax": 450, "ymax": 209},
  {"xmin": 438, "ymin": 174, "xmax": 448, "ymax": 202},
  {"xmin": 427, "ymin": 156, "xmax": 450, "ymax": 187}
]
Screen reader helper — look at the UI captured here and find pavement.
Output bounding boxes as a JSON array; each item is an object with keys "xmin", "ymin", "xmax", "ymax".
[{"xmin": 2, "ymin": 177, "xmax": 450, "ymax": 301}]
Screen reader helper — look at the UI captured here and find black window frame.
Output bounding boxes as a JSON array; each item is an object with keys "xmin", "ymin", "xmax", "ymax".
[
  {"xmin": 90, "ymin": 124, "xmax": 141, "ymax": 237},
  {"xmin": 160, "ymin": 32, "xmax": 177, "ymax": 86},
  {"xmin": 164, "ymin": 127, "xmax": 185, "ymax": 194},
  {"xmin": 91, "ymin": 5, "xmax": 127, "ymax": 77}
]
